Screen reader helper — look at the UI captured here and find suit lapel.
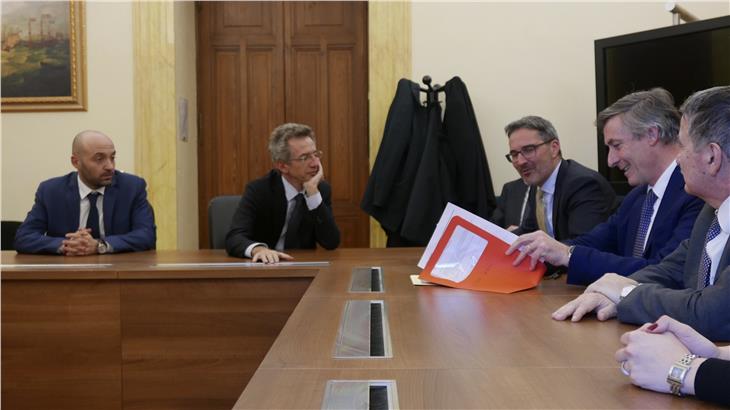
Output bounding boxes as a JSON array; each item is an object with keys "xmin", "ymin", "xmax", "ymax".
[
  {"xmin": 643, "ymin": 168, "xmax": 682, "ymax": 255},
  {"xmin": 103, "ymin": 172, "xmax": 118, "ymax": 234},
  {"xmin": 551, "ymin": 160, "xmax": 568, "ymax": 237},
  {"xmin": 66, "ymin": 173, "xmax": 81, "ymax": 231},
  {"xmin": 626, "ymin": 187, "xmax": 648, "ymax": 255},
  {"xmin": 271, "ymin": 171, "xmax": 287, "ymax": 240},
  {"xmin": 718, "ymin": 234, "xmax": 730, "ymax": 273}
]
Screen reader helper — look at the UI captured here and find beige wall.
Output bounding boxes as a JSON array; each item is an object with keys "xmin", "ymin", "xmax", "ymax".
[
  {"xmin": 3, "ymin": 2, "xmax": 728, "ymax": 247},
  {"xmin": 411, "ymin": 2, "xmax": 729, "ymax": 195},
  {"xmin": 1, "ymin": 1, "xmax": 198, "ymax": 250},
  {"xmin": 2, "ymin": 2, "xmax": 135, "ymax": 221},
  {"xmin": 174, "ymin": 2, "xmax": 199, "ymax": 250}
]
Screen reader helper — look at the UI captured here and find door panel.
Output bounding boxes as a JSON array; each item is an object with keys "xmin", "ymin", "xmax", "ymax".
[
  {"xmin": 198, "ymin": 1, "xmax": 368, "ymax": 248},
  {"xmin": 197, "ymin": 2, "xmax": 286, "ymax": 246},
  {"xmin": 284, "ymin": 2, "xmax": 369, "ymax": 247}
]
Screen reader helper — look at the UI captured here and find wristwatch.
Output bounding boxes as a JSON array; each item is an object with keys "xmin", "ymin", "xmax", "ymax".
[
  {"xmin": 97, "ymin": 239, "xmax": 109, "ymax": 255},
  {"xmin": 620, "ymin": 284, "xmax": 638, "ymax": 301},
  {"xmin": 566, "ymin": 245, "xmax": 576, "ymax": 263},
  {"xmin": 667, "ymin": 353, "xmax": 697, "ymax": 396}
]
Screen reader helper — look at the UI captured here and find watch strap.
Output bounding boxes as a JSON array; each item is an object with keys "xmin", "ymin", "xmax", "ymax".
[{"xmin": 666, "ymin": 353, "xmax": 697, "ymax": 396}]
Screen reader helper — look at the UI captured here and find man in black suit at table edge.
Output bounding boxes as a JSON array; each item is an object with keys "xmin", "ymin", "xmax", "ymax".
[{"xmin": 225, "ymin": 123, "xmax": 340, "ymax": 263}]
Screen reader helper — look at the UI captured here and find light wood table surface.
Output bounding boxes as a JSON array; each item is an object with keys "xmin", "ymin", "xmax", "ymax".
[
  {"xmin": 233, "ymin": 248, "xmax": 718, "ymax": 409},
  {"xmin": 2, "ymin": 248, "xmax": 717, "ymax": 409}
]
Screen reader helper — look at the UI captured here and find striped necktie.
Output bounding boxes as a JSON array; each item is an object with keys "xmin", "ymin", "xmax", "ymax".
[
  {"xmin": 632, "ymin": 189, "xmax": 657, "ymax": 257},
  {"xmin": 698, "ymin": 216, "xmax": 721, "ymax": 289}
]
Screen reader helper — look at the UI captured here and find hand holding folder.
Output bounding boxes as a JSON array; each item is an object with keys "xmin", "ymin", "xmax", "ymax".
[{"xmin": 418, "ymin": 203, "xmax": 545, "ymax": 293}]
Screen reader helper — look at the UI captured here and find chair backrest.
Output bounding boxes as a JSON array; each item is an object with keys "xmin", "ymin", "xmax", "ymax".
[
  {"xmin": 1, "ymin": 221, "xmax": 23, "ymax": 251},
  {"xmin": 208, "ymin": 195, "xmax": 241, "ymax": 249}
]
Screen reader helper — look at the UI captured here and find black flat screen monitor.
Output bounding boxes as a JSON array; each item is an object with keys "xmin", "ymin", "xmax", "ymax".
[{"xmin": 595, "ymin": 15, "xmax": 730, "ymax": 194}]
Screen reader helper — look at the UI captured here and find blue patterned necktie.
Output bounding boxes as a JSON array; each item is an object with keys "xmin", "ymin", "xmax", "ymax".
[
  {"xmin": 86, "ymin": 192, "xmax": 101, "ymax": 239},
  {"xmin": 698, "ymin": 216, "xmax": 722, "ymax": 288},
  {"xmin": 632, "ymin": 189, "xmax": 658, "ymax": 257}
]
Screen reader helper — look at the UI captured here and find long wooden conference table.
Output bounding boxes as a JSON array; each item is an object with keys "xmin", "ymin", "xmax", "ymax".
[{"xmin": 1, "ymin": 248, "xmax": 717, "ymax": 409}]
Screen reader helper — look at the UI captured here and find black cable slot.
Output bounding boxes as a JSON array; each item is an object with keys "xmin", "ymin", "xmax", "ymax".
[
  {"xmin": 369, "ymin": 302, "xmax": 385, "ymax": 357},
  {"xmin": 370, "ymin": 267, "xmax": 382, "ymax": 292},
  {"xmin": 369, "ymin": 385, "xmax": 389, "ymax": 410}
]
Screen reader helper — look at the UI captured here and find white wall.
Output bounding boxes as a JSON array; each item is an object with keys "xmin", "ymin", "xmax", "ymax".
[
  {"xmin": 2, "ymin": 2, "xmax": 134, "ymax": 221},
  {"xmin": 412, "ymin": 2, "xmax": 729, "ymax": 194}
]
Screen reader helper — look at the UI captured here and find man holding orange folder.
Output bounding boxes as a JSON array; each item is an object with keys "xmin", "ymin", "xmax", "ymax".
[{"xmin": 507, "ymin": 88, "xmax": 703, "ymax": 285}]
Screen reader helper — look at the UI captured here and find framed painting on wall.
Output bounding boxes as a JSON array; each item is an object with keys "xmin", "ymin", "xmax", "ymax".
[{"xmin": 1, "ymin": 0, "xmax": 86, "ymax": 112}]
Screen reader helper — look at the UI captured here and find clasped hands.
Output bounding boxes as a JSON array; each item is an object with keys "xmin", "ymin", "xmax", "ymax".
[
  {"xmin": 61, "ymin": 228, "xmax": 100, "ymax": 256},
  {"xmin": 614, "ymin": 315, "xmax": 724, "ymax": 395}
]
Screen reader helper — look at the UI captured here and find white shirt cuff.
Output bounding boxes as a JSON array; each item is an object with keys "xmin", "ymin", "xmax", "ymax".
[
  {"xmin": 305, "ymin": 191, "xmax": 322, "ymax": 210},
  {"xmin": 245, "ymin": 242, "xmax": 267, "ymax": 258}
]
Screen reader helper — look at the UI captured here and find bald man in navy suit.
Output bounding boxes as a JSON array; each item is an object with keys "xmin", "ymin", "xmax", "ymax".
[{"xmin": 15, "ymin": 130, "xmax": 156, "ymax": 255}]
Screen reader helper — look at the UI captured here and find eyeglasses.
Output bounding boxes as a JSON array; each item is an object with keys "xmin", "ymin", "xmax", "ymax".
[
  {"xmin": 289, "ymin": 150, "xmax": 323, "ymax": 163},
  {"xmin": 505, "ymin": 139, "xmax": 554, "ymax": 163}
]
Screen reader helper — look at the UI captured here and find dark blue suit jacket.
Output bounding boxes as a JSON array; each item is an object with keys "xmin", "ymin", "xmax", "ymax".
[
  {"xmin": 14, "ymin": 171, "xmax": 156, "ymax": 254},
  {"xmin": 566, "ymin": 166, "xmax": 703, "ymax": 285}
]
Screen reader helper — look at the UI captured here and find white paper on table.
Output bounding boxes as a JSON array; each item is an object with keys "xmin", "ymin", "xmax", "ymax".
[
  {"xmin": 417, "ymin": 202, "xmax": 517, "ymax": 269},
  {"xmin": 409, "ymin": 274, "xmax": 435, "ymax": 286},
  {"xmin": 430, "ymin": 225, "xmax": 488, "ymax": 282}
]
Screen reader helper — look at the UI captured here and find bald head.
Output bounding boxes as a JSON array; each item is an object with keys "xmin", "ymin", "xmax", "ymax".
[
  {"xmin": 72, "ymin": 130, "xmax": 114, "ymax": 156},
  {"xmin": 71, "ymin": 130, "xmax": 116, "ymax": 189}
]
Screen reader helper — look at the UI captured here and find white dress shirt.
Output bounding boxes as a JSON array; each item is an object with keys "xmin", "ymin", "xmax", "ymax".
[
  {"xmin": 77, "ymin": 175, "xmax": 106, "ymax": 238},
  {"xmin": 640, "ymin": 160, "xmax": 677, "ymax": 252}
]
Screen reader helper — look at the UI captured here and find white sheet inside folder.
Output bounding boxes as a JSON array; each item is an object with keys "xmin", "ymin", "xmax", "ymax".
[
  {"xmin": 430, "ymin": 225, "xmax": 487, "ymax": 283},
  {"xmin": 418, "ymin": 202, "xmax": 517, "ymax": 269}
]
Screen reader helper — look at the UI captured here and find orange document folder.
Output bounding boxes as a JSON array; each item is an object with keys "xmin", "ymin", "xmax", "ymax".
[{"xmin": 419, "ymin": 215, "xmax": 545, "ymax": 293}]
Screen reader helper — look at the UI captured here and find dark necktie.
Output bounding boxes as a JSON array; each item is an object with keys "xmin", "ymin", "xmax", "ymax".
[
  {"xmin": 86, "ymin": 192, "xmax": 101, "ymax": 239},
  {"xmin": 698, "ymin": 216, "xmax": 722, "ymax": 289},
  {"xmin": 632, "ymin": 189, "xmax": 658, "ymax": 257},
  {"xmin": 284, "ymin": 193, "xmax": 306, "ymax": 249}
]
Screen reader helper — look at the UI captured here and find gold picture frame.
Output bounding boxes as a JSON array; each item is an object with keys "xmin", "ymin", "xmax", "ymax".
[{"xmin": 1, "ymin": 0, "xmax": 87, "ymax": 112}]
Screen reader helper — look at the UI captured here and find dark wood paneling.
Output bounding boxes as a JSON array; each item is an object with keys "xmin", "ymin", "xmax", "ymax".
[
  {"xmin": 284, "ymin": 1, "xmax": 369, "ymax": 248},
  {"xmin": 197, "ymin": 1, "xmax": 368, "ymax": 248},
  {"xmin": 2, "ymin": 280, "xmax": 122, "ymax": 410},
  {"xmin": 120, "ymin": 278, "xmax": 310, "ymax": 410},
  {"xmin": 197, "ymin": 2, "xmax": 285, "ymax": 246}
]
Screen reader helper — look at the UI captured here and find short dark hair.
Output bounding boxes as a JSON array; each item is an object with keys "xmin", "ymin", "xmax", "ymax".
[
  {"xmin": 596, "ymin": 88, "xmax": 680, "ymax": 144},
  {"xmin": 680, "ymin": 86, "xmax": 730, "ymax": 158},
  {"xmin": 268, "ymin": 123, "xmax": 315, "ymax": 162}
]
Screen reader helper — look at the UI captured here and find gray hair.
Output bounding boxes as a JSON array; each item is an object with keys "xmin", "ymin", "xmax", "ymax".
[
  {"xmin": 268, "ymin": 123, "xmax": 315, "ymax": 163},
  {"xmin": 596, "ymin": 88, "xmax": 680, "ymax": 144},
  {"xmin": 504, "ymin": 115, "xmax": 559, "ymax": 142},
  {"xmin": 680, "ymin": 86, "xmax": 730, "ymax": 158}
]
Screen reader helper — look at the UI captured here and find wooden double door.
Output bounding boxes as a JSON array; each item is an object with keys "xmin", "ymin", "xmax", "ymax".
[{"xmin": 196, "ymin": 1, "xmax": 369, "ymax": 248}]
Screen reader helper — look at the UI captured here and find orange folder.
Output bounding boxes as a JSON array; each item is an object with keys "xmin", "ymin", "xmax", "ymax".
[{"xmin": 419, "ymin": 216, "xmax": 545, "ymax": 293}]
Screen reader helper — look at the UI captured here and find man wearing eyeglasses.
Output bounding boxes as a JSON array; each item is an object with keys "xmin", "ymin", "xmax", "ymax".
[
  {"xmin": 504, "ymin": 115, "xmax": 615, "ymax": 243},
  {"xmin": 507, "ymin": 89, "xmax": 703, "ymax": 285},
  {"xmin": 225, "ymin": 123, "xmax": 340, "ymax": 263}
]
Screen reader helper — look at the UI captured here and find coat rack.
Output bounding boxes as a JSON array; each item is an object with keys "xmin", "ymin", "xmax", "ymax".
[{"xmin": 420, "ymin": 75, "xmax": 444, "ymax": 106}]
